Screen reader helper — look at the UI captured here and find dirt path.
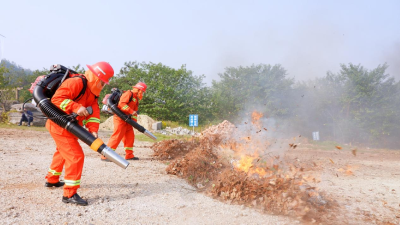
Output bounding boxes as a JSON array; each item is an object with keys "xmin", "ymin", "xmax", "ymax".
[
  {"xmin": 288, "ymin": 145, "xmax": 400, "ymax": 224},
  {"xmin": 0, "ymin": 128, "xmax": 298, "ymax": 225}
]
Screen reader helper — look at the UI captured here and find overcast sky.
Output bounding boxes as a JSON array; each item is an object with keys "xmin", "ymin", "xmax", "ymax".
[{"xmin": 1, "ymin": 0, "xmax": 399, "ymax": 84}]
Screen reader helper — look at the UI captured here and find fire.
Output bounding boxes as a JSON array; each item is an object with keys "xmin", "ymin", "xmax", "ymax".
[
  {"xmin": 251, "ymin": 111, "xmax": 263, "ymax": 130},
  {"xmin": 234, "ymin": 155, "xmax": 269, "ymax": 177},
  {"xmin": 235, "ymin": 155, "xmax": 255, "ymax": 173},
  {"xmin": 254, "ymin": 167, "xmax": 267, "ymax": 177}
]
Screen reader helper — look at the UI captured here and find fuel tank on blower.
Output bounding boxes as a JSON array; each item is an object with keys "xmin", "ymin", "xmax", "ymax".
[
  {"xmin": 32, "ymin": 73, "xmax": 129, "ymax": 169},
  {"xmin": 107, "ymin": 89, "xmax": 157, "ymax": 141}
]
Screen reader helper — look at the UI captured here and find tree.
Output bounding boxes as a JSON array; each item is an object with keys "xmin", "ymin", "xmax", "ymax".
[
  {"xmin": 0, "ymin": 63, "xmax": 13, "ymax": 111},
  {"xmin": 71, "ymin": 64, "xmax": 86, "ymax": 74},
  {"xmin": 101, "ymin": 61, "xmax": 211, "ymax": 123},
  {"xmin": 210, "ymin": 64, "xmax": 294, "ymax": 122},
  {"xmin": 291, "ymin": 63, "xmax": 400, "ymax": 148}
]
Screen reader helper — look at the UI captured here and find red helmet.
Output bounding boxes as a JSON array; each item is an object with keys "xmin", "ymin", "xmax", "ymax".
[
  {"xmin": 133, "ymin": 82, "xmax": 147, "ymax": 92},
  {"xmin": 86, "ymin": 62, "xmax": 114, "ymax": 84}
]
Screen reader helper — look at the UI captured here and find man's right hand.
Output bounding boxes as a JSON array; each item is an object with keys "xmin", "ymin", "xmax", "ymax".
[{"xmin": 77, "ymin": 106, "xmax": 89, "ymax": 117}]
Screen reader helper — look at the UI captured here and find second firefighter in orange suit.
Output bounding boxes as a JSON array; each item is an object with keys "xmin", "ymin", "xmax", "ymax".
[
  {"xmin": 45, "ymin": 62, "xmax": 114, "ymax": 206},
  {"xmin": 103, "ymin": 82, "xmax": 147, "ymax": 161}
]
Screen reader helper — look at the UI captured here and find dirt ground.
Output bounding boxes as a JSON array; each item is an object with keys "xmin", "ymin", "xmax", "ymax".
[
  {"xmin": 0, "ymin": 128, "xmax": 399, "ymax": 225},
  {"xmin": 286, "ymin": 143, "xmax": 400, "ymax": 224}
]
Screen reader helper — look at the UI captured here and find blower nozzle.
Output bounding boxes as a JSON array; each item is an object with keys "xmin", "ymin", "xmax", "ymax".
[
  {"xmin": 107, "ymin": 89, "xmax": 157, "ymax": 141},
  {"xmin": 100, "ymin": 146, "xmax": 129, "ymax": 168}
]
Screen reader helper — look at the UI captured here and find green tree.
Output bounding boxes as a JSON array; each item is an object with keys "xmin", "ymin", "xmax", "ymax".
[
  {"xmin": 0, "ymin": 63, "xmax": 12, "ymax": 111},
  {"xmin": 210, "ymin": 64, "xmax": 294, "ymax": 122},
  {"xmin": 71, "ymin": 64, "xmax": 86, "ymax": 74},
  {"xmin": 291, "ymin": 63, "xmax": 400, "ymax": 148},
  {"xmin": 101, "ymin": 61, "xmax": 211, "ymax": 123}
]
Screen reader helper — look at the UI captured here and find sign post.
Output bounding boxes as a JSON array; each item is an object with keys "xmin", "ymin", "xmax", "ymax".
[
  {"xmin": 189, "ymin": 114, "xmax": 198, "ymax": 134},
  {"xmin": 312, "ymin": 131, "xmax": 320, "ymax": 141}
]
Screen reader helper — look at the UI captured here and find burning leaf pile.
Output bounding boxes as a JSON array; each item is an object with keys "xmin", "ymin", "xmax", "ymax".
[
  {"xmin": 151, "ymin": 113, "xmax": 341, "ymax": 223},
  {"xmin": 152, "ymin": 139, "xmax": 200, "ymax": 160}
]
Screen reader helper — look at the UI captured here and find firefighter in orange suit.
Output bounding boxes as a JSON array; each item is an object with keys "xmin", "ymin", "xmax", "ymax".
[
  {"xmin": 45, "ymin": 62, "xmax": 114, "ymax": 206},
  {"xmin": 102, "ymin": 82, "xmax": 147, "ymax": 161}
]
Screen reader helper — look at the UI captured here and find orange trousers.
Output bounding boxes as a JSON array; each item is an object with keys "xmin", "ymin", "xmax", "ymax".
[
  {"xmin": 107, "ymin": 115, "xmax": 135, "ymax": 159},
  {"xmin": 46, "ymin": 131, "xmax": 84, "ymax": 198}
]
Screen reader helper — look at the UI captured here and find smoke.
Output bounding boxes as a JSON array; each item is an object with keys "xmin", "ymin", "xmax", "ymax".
[
  {"xmin": 382, "ymin": 42, "xmax": 400, "ymax": 81},
  {"xmin": 229, "ymin": 107, "xmax": 297, "ymax": 162},
  {"xmin": 206, "ymin": 15, "xmax": 349, "ymax": 85}
]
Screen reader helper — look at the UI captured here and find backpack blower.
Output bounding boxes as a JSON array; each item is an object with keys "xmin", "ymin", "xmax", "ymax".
[
  {"xmin": 32, "ymin": 64, "xmax": 129, "ymax": 169},
  {"xmin": 106, "ymin": 88, "xmax": 157, "ymax": 141}
]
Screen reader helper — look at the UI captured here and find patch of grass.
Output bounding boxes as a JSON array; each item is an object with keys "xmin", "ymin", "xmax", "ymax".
[
  {"xmin": 100, "ymin": 113, "xmax": 112, "ymax": 123},
  {"xmin": 135, "ymin": 132, "xmax": 191, "ymax": 142},
  {"xmin": 161, "ymin": 120, "xmax": 216, "ymax": 133},
  {"xmin": 309, "ymin": 140, "xmax": 342, "ymax": 150},
  {"xmin": 0, "ymin": 123, "xmax": 47, "ymax": 132}
]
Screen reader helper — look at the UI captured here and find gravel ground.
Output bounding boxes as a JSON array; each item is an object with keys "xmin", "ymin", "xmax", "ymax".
[{"xmin": 0, "ymin": 128, "xmax": 298, "ymax": 225}]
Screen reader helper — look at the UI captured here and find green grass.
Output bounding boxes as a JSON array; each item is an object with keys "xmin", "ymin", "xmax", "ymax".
[
  {"xmin": 100, "ymin": 113, "xmax": 112, "ymax": 123},
  {"xmin": 309, "ymin": 140, "xmax": 342, "ymax": 150},
  {"xmin": 135, "ymin": 132, "xmax": 192, "ymax": 143},
  {"xmin": 161, "ymin": 120, "xmax": 215, "ymax": 133},
  {"xmin": 0, "ymin": 123, "xmax": 47, "ymax": 132}
]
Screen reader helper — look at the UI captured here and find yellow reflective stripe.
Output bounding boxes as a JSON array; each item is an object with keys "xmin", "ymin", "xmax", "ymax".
[
  {"xmin": 86, "ymin": 118, "xmax": 100, "ymax": 124},
  {"xmin": 60, "ymin": 99, "xmax": 72, "ymax": 111},
  {"xmin": 48, "ymin": 168, "xmax": 62, "ymax": 176},
  {"xmin": 82, "ymin": 119, "xmax": 87, "ymax": 125},
  {"xmin": 132, "ymin": 98, "xmax": 136, "ymax": 102},
  {"xmin": 131, "ymin": 115, "xmax": 137, "ymax": 120},
  {"xmin": 124, "ymin": 147, "xmax": 133, "ymax": 150},
  {"xmin": 111, "ymin": 148, "xmax": 116, "ymax": 151},
  {"xmin": 64, "ymin": 179, "xmax": 81, "ymax": 186},
  {"xmin": 122, "ymin": 105, "xmax": 129, "ymax": 110}
]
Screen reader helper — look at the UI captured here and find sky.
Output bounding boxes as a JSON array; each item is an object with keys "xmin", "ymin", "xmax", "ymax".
[{"xmin": 1, "ymin": 0, "xmax": 400, "ymax": 85}]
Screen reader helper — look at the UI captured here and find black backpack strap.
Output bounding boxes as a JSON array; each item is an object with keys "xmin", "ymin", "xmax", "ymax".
[
  {"xmin": 129, "ymin": 91, "xmax": 134, "ymax": 103},
  {"xmin": 72, "ymin": 76, "xmax": 87, "ymax": 101}
]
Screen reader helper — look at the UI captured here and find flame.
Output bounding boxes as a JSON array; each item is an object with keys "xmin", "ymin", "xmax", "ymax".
[
  {"xmin": 234, "ymin": 155, "xmax": 270, "ymax": 177},
  {"xmin": 235, "ymin": 155, "xmax": 255, "ymax": 172},
  {"xmin": 251, "ymin": 111, "xmax": 263, "ymax": 130},
  {"xmin": 226, "ymin": 110, "xmax": 282, "ymax": 178},
  {"xmin": 254, "ymin": 167, "xmax": 267, "ymax": 176}
]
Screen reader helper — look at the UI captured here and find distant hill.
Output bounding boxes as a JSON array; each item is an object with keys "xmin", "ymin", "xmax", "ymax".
[{"xmin": 0, "ymin": 59, "xmax": 33, "ymax": 75}]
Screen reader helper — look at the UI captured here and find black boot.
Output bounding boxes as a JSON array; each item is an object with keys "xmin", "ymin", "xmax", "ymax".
[
  {"xmin": 62, "ymin": 193, "xmax": 88, "ymax": 206},
  {"xmin": 45, "ymin": 181, "xmax": 65, "ymax": 187},
  {"xmin": 126, "ymin": 157, "xmax": 139, "ymax": 160}
]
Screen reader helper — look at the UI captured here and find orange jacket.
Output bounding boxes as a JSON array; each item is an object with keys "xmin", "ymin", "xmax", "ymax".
[
  {"xmin": 46, "ymin": 76, "xmax": 101, "ymax": 135},
  {"xmin": 118, "ymin": 90, "xmax": 139, "ymax": 120}
]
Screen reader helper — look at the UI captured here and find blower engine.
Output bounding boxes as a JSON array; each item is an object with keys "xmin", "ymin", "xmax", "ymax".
[
  {"xmin": 32, "ymin": 64, "xmax": 129, "ymax": 169},
  {"xmin": 106, "ymin": 88, "xmax": 157, "ymax": 141}
]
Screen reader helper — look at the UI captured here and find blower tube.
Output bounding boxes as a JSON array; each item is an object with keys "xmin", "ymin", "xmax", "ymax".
[
  {"xmin": 33, "ymin": 85, "xmax": 129, "ymax": 169},
  {"xmin": 107, "ymin": 91, "xmax": 157, "ymax": 141}
]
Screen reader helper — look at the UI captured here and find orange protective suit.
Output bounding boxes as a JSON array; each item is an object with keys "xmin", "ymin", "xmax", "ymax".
[
  {"xmin": 45, "ymin": 71, "xmax": 101, "ymax": 198},
  {"xmin": 107, "ymin": 90, "xmax": 139, "ymax": 159}
]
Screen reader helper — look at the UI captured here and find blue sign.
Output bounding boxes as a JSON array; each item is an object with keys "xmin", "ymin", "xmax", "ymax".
[{"xmin": 189, "ymin": 114, "xmax": 198, "ymax": 127}]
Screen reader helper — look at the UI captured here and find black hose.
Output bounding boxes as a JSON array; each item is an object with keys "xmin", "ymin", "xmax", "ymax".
[
  {"xmin": 107, "ymin": 91, "xmax": 145, "ymax": 133},
  {"xmin": 33, "ymin": 85, "xmax": 100, "ymax": 152},
  {"xmin": 22, "ymin": 97, "xmax": 33, "ymax": 112},
  {"xmin": 31, "ymin": 68, "xmax": 129, "ymax": 169}
]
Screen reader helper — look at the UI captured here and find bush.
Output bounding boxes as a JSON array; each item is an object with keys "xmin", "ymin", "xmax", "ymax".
[
  {"xmin": 0, "ymin": 111, "xmax": 9, "ymax": 123},
  {"xmin": 161, "ymin": 121, "xmax": 167, "ymax": 129}
]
